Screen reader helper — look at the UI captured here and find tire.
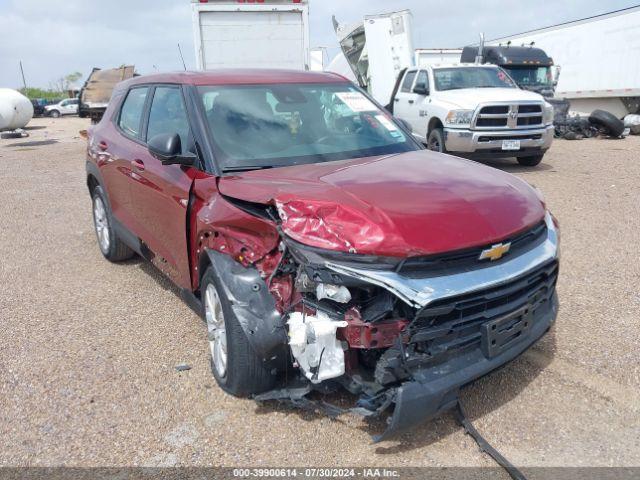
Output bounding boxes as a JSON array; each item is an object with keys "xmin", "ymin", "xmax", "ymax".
[
  {"xmin": 201, "ymin": 267, "xmax": 276, "ymax": 397},
  {"xmin": 427, "ymin": 127, "xmax": 447, "ymax": 153},
  {"xmin": 49, "ymin": 110, "xmax": 61, "ymax": 118},
  {"xmin": 589, "ymin": 109, "xmax": 625, "ymax": 137},
  {"xmin": 91, "ymin": 185, "xmax": 134, "ymax": 262},
  {"xmin": 517, "ymin": 154, "xmax": 545, "ymax": 167}
]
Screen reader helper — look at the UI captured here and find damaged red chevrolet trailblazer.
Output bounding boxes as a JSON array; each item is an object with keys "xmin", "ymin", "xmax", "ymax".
[{"xmin": 85, "ymin": 70, "xmax": 559, "ymax": 440}]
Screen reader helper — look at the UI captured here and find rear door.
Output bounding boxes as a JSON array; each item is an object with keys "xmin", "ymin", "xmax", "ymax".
[
  {"xmin": 95, "ymin": 86, "xmax": 150, "ymax": 231},
  {"xmin": 393, "ymin": 70, "xmax": 418, "ymax": 129},
  {"xmin": 199, "ymin": 10, "xmax": 305, "ymax": 69},
  {"xmin": 126, "ymin": 85, "xmax": 197, "ymax": 289}
]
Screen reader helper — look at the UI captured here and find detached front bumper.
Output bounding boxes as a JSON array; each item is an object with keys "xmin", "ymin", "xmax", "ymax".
[
  {"xmin": 375, "ymin": 291, "xmax": 558, "ymax": 441},
  {"xmin": 444, "ymin": 125, "xmax": 554, "ymax": 156}
]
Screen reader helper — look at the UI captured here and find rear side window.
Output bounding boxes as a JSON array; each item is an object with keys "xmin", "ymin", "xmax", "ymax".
[
  {"xmin": 146, "ymin": 87, "xmax": 190, "ymax": 151},
  {"xmin": 401, "ymin": 71, "xmax": 417, "ymax": 92},
  {"xmin": 118, "ymin": 87, "xmax": 149, "ymax": 138}
]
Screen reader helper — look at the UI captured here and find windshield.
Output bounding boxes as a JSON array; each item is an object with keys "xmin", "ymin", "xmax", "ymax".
[
  {"xmin": 502, "ymin": 66, "xmax": 553, "ymax": 88},
  {"xmin": 433, "ymin": 67, "xmax": 516, "ymax": 91},
  {"xmin": 198, "ymin": 84, "xmax": 416, "ymax": 172}
]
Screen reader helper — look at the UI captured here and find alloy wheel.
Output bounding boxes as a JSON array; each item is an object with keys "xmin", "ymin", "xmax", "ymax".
[
  {"xmin": 93, "ymin": 196, "xmax": 110, "ymax": 254},
  {"xmin": 205, "ymin": 284, "xmax": 228, "ymax": 377}
]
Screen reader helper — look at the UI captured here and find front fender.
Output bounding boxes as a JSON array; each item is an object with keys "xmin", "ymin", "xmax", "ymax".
[{"xmin": 204, "ymin": 249, "xmax": 288, "ymax": 367}]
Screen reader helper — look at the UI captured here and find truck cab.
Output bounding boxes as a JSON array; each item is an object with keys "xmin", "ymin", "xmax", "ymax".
[{"xmin": 392, "ymin": 64, "xmax": 555, "ymax": 167}]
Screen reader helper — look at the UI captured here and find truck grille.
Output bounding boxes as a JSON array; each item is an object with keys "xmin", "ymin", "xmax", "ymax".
[
  {"xmin": 407, "ymin": 259, "xmax": 559, "ymax": 357},
  {"xmin": 475, "ymin": 103, "xmax": 543, "ymax": 129}
]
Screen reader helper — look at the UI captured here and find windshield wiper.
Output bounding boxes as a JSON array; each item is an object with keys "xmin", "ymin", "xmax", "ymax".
[{"xmin": 222, "ymin": 165, "xmax": 275, "ymax": 173}]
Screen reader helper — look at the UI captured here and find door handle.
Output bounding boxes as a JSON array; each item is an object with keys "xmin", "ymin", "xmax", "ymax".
[
  {"xmin": 408, "ymin": 100, "xmax": 415, "ymax": 104},
  {"xmin": 394, "ymin": 98, "xmax": 400, "ymax": 102},
  {"xmin": 132, "ymin": 159, "xmax": 145, "ymax": 172},
  {"xmin": 98, "ymin": 141, "xmax": 108, "ymax": 151}
]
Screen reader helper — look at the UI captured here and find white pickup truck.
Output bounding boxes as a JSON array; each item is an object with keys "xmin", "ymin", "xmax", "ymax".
[{"xmin": 391, "ymin": 64, "xmax": 555, "ymax": 166}]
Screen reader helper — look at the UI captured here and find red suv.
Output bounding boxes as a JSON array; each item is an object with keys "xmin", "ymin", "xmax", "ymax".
[{"xmin": 85, "ymin": 70, "xmax": 559, "ymax": 440}]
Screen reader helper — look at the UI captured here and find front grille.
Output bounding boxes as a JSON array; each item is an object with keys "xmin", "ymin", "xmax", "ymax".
[
  {"xmin": 478, "ymin": 134, "xmax": 542, "ymax": 142},
  {"xmin": 475, "ymin": 103, "xmax": 543, "ymax": 130},
  {"xmin": 407, "ymin": 259, "xmax": 559, "ymax": 356},
  {"xmin": 397, "ymin": 221, "xmax": 547, "ymax": 278}
]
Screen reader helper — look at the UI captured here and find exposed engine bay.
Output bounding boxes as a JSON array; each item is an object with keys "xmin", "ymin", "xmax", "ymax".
[{"xmin": 199, "ymin": 192, "xmax": 560, "ymax": 441}]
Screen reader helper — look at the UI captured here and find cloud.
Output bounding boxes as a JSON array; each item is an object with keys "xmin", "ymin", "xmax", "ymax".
[{"xmin": 0, "ymin": 0, "xmax": 635, "ymax": 89}]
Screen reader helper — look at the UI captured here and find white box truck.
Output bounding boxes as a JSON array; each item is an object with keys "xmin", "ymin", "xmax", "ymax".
[
  {"xmin": 488, "ymin": 5, "xmax": 640, "ymax": 118},
  {"xmin": 191, "ymin": 0, "xmax": 310, "ymax": 71}
]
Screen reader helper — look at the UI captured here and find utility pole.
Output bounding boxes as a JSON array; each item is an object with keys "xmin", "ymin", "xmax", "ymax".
[{"xmin": 19, "ymin": 61, "xmax": 27, "ymax": 90}]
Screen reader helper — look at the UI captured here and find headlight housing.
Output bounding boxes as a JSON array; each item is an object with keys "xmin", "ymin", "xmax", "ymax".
[
  {"xmin": 543, "ymin": 102, "xmax": 554, "ymax": 125},
  {"xmin": 445, "ymin": 109, "xmax": 474, "ymax": 126}
]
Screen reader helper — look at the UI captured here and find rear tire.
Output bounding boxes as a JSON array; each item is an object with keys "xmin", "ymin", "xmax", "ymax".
[
  {"xmin": 517, "ymin": 154, "xmax": 545, "ymax": 167},
  {"xmin": 589, "ymin": 109, "xmax": 625, "ymax": 137},
  {"xmin": 91, "ymin": 185, "xmax": 134, "ymax": 262},
  {"xmin": 427, "ymin": 128, "xmax": 447, "ymax": 153},
  {"xmin": 201, "ymin": 267, "xmax": 276, "ymax": 397}
]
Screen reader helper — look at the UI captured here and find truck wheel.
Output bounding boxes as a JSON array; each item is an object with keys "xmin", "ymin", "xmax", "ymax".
[
  {"xmin": 427, "ymin": 128, "xmax": 447, "ymax": 153},
  {"xmin": 50, "ymin": 110, "xmax": 61, "ymax": 118},
  {"xmin": 91, "ymin": 185, "xmax": 134, "ymax": 262},
  {"xmin": 517, "ymin": 154, "xmax": 544, "ymax": 167},
  {"xmin": 201, "ymin": 267, "xmax": 276, "ymax": 397},
  {"xmin": 589, "ymin": 109, "xmax": 625, "ymax": 137}
]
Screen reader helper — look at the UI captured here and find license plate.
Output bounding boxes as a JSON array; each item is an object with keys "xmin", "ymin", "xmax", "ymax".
[
  {"xmin": 502, "ymin": 139, "xmax": 521, "ymax": 151},
  {"xmin": 480, "ymin": 305, "xmax": 532, "ymax": 358}
]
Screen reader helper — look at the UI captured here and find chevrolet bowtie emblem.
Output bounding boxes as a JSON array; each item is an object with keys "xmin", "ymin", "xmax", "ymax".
[{"xmin": 479, "ymin": 242, "xmax": 512, "ymax": 261}]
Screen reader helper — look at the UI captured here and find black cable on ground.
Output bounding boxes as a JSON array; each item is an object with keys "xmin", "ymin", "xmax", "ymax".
[{"xmin": 453, "ymin": 402, "xmax": 527, "ymax": 480}]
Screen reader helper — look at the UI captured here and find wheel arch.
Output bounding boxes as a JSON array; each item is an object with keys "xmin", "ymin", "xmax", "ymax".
[
  {"xmin": 200, "ymin": 248, "xmax": 288, "ymax": 367},
  {"xmin": 427, "ymin": 117, "xmax": 444, "ymax": 137}
]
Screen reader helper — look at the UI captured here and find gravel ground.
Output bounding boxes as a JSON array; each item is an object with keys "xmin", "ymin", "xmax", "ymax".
[{"xmin": 0, "ymin": 117, "xmax": 639, "ymax": 469}]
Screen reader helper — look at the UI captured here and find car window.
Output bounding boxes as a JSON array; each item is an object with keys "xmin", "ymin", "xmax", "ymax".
[
  {"xmin": 146, "ymin": 87, "xmax": 190, "ymax": 152},
  {"xmin": 70, "ymin": 99, "xmax": 78, "ymax": 105},
  {"xmin": 60, "ymin": 100, "xmax": 68, "ymax": 107},
  {"xmin": 198, "ymin": 83, "xmax": 417, "ymax": 172},
  {"xmin": 118, "ymin": 87, "xmax": 149, "ymax": 138},
  {"xmin": 415, "ymin": 71, "xmax": 429, "ymax": 91},
  {"xmin": 401, "ymin": 71, "xmax": 417, "ymax": 93}
]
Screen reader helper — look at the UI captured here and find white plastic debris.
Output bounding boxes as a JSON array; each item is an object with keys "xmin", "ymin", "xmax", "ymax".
[
  {"xmin": 316, "ymin": 283, "xmax": 352, "ymax": 303},
  {"xmin": 287, "ymin": 312, "xmax": 348, "ymax": 384},
  {"xmin": 624, "ymin": 114, "xmax": 640, "ymax": 135}
]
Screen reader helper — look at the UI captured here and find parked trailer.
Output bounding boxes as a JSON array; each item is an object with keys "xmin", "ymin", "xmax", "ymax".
[
  {"xmin": 333, "ymin": 10, "xmax": 414, "ymax": 106},
  {"xmin": 488, "ymin": 5, "xmax": 640, "ymax": 118},
  {"xmin": 78, "ymin": 66, "xmax": 136, "ymax": 123},
  {"xmin": 191, "ymin": 0, "xmax": 310, "ymax": 71},
  {"xmin": 415, "ymin": 48, "xmax": 463, "ymax": 67}
]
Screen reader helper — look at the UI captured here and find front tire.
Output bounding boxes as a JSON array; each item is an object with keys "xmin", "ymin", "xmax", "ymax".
[
  {"xmin": 517, "ymin": 154, "xmax": 545, "ymax": 167},
  {"xmin": 427, "ymin": 128, "xmax": 447, "ymax": 153},
  {"xmin": 91, "ymin": 185, "xmax": 134, "ymax": 262},
  {"xmin": 49, "ymin": 110, "xmax": 61, "ymax": 118},
  {"xmin": 201, "ymin": 267, "xmax": 276, "ymax": 397}
]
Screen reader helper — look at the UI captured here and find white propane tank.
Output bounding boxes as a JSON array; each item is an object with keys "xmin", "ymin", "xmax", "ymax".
[{"xmin": 0, "ymin": 88, "xmax": 34, "ymax": 131}]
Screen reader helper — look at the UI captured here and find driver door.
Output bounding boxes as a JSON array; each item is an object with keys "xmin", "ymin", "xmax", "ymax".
[{"xmin": 126, "ymin": 85, "xmax": 198, "ymax": 289}]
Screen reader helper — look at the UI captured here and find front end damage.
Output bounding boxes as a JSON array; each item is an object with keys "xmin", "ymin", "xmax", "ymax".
[{"xmin": 197, "ymin": 185, "xmax": 560, "ymax": 440}]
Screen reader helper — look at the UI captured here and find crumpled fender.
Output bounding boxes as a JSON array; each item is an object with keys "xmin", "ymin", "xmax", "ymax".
[{"xmin": 205, "ymin": 249, "xmax": 288, "ymax": 367}]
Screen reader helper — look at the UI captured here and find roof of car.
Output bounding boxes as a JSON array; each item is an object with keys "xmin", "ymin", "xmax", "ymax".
[{"xmin": 118, "ymin": 69, "xmax": 350, "ymax": 88}]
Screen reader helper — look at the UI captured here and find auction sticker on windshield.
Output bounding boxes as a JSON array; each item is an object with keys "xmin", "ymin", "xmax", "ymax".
[
  {"xmin": 335, "ymin": 92, "xmax": 377, "ymax": 112},
  {"xmin": 375, "ymin": 114, "xmax": 403, "ymax": 138}
]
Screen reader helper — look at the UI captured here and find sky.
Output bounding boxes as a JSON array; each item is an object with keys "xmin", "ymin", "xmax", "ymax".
[{"xmin": 0, "ymin": 0, "xmax": 637, "ymax": 89}]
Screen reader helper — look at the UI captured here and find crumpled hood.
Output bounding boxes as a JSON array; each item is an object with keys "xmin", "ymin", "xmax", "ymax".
[
  {"xmin": 436, "ymin": 87, "xmax": 544, "ymax": 110},
  {"xmin": 218, "ymin": 151, "xmax": 545, "ymax": 257}
]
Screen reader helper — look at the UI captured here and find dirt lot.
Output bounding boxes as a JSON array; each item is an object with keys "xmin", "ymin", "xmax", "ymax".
[{"xmin": 1, "ymin": 117, "xmax": 639, "ymax": 470}]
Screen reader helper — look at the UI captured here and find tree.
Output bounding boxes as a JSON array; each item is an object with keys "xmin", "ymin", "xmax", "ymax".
[{"xmin": 49, "ymin": 71, "xmax": 83, "ymax": 94}]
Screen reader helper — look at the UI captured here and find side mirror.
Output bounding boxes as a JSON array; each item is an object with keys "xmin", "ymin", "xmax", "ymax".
[
  {"xmin": 395, "ymin": 118, "xmax": 412, "ymax": 133},
  {"xmin": 147, "ymin": 133, "xmax": 195, "ymax": 166},
  {"xmin": 413, "ymin": 84, "xmax": 429, "ymax": 96}
]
